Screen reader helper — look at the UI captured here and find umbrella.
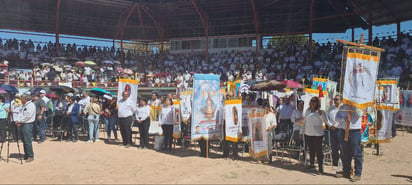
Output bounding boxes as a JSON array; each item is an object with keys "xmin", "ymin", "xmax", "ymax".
[
  {"xmin": 90, "ymin": 88, "xmax": 111, "ymax": 96},
  {"xmin": 0, "ymin": 84, "xmax": 19, "ymax": 94},
  {"xmin": 29, "ymin": 87, "xmax": 49, "ymax": 94},
  {"xmin": 50, "ymin": 86, "xmax": 75, "ymax": 94},
  {"xmin": 46, "ymin": 93, "xmax": 58, "ymax": 99},
  {"xmin": 103, "ymin": 60, "xmax": 113, "ymax": 65},
  {"xmin": 113, "ymin": 61, "xmax": 121, "ymax": 65},
  {"xmin": 0, "ymin": 63, "xmax": 8, "ymax": 67},
  {"xmin": 0, "ymin": 88, "xmax": 8, "ymax": 94},
  {"xmin": 75, "ymin": 61, "xmax": 85, "ymax": 67},
  {"xmin": 250, "ymin": 80, "xmax": 286, "ymax": 91},
  {"xmin": 282, "ymin": 80, "xmax": 303, "ymax": 89},
  {"xmin": 124, "ymin": 68, "xmax": 133, "ymax": 75},
  {"xmin": 84, "ymin": 61, "xmax": 96, "ymax": 65}
]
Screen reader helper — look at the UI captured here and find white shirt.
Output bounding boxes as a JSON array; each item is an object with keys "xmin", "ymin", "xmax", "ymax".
[
  {"xmin": 19, "ymin": 101, "xmax": 36, "ymax": 123},
  {"xmin": 335, "ymin": 104, "xmax": 363, "ymax": 130},
  {"xmin": 265, "ymin": 112, "xmax": 277, "ymax": 130},
  {"xmin": 291, "ymin": 109, "xmax": 303, "ymax": 131},
  {"xmin": 327, "ymin": 104, "xmax": 344, "ymax": 129},
  {"xmin": 279, "ymin": 103, "xmax": 294, "ymax": 120},
  {"xmin": 118, "ymin": 98, "xmax": 137, "ymax": 118},
  {"xmin": 136, "ymin": 105, "xmax": 150, "ymax": 121},
  {"xmin": 159, "ymin": 105, "xmax": 174, "ymax": 125},
  {"xmin": 300, "ymin": 109, "xmax": 327, "ymax": 136}
]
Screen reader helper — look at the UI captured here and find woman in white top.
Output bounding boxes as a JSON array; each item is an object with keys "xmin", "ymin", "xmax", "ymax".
[
  {"xmin": 159, "ymin": 98, "xmax": 174, "ymax": 151},
  {"xmin": 136, "ymin": 98, "xmax": 150, "ymax": 149},
  {"xmin": 300, "ymin": 96, "xmax": 327, "ymax": 174},
  {"xmin": 264, "ymin": 105, "xmax": 277, "ymax": 157},
  {"xmin": 291, "ymin": 100, "xmax": 304, "ymax": 146}
]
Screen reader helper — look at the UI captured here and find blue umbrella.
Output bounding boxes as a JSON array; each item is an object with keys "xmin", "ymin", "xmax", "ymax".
[
  {"xmin": 29, "ymin": 87, "xmax": 50, "ymax": 94},
  {"xmin": 90, "ymin": 88, "xmax": 111, "ymax": 97},
  {"xmin": 0, "ymin": 84, "xmax": 18, "ymax": 94}
]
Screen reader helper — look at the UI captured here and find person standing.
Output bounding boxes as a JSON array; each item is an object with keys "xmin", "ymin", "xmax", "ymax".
[
  {"xmin": 327, "ymin": 95, "xmax": 344, "ymax": 167},
  {"xmin": 335, "ymin": 104, "xmax": 364, "ymax": 182},
  {"xmin": 65, "ymin": 96, "xmax": 80, "ymax": 142},
  {"xmin": 136, "ymin": 98, "xmax": 150, "ymax": 149},
  {"xmin": 300, "ymin": 96, "xmax": 327, "ymax": 174},
  {"xmin": 0, "ymin": 96, "xmax": 10, "ymax": 143},
  {"xmin": 118, "ymin": 91, "xmax": 136, "ymax": 148},
  {"xmin": 10, "ymin": 94, "xmax": 23, "ymax": 141},
  {"xmin": 86, "ymin": 97, "xmax": 101, "ymax": 143},
  {"xmin": 264, "ymin": 105, "xmax": 277, "ymax": 158},
  {"xmin": 102, "ymin": 96, "xmax": 118, "ymax": 142},
  {"xmin": 278, "ymin": 96, "xmax": 294, "ymax": 136},
  {"xmin": 159, "ymin": 98, "xmax": 174, "ymax": 151},
  {"xmin": 291, "ymin": 100, "xmax": 304, "ymax": 146},
  {"xmin": 15, "ymin": 94, "xmax": 36, "ymax": 162},
  {"xmin": 31, "ymin": 93, "xmax": 46, "ymax": 143}
]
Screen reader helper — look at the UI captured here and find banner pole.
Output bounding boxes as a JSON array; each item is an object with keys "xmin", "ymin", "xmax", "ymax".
[
  {"xmin": 206, "ymin": 139, "xmax": 209, "ymax": 158},
  {"xmin": 344, "ymin": 110, "xmax": 351, "ymax": 141}
]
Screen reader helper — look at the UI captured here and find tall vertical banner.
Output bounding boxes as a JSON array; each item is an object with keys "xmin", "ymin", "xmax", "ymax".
[
  {"xmin": 370, "ymin": 107, "xmax": 393, "ymax": 143},
  {"xmin": 303, "ymin": 88, "xmax": 327, "ymax": 111},
  {"xmin": 342, "ymin": 51, "xmax": 380, "ymax": 109},
  {"xmin": 248, "ymin": 108, "xmax": 268, "ymax": 159},
  {"xmin": 225, "ymin": 99, "xmax": 242, "ymax": 142},
  {"xmin": 173, "ymin": 100, "xmax": 181, "ymax": 139},
  {"xmin": 395, "ymin": 90, "xmax": 412, "ymax": 127},
  {"xmin": 180, "ymin": 90, "xmax": 192, "ymax": 124},
  {"xmin": 117, "ymin": 78, "xmax": 139, "ymax": 105},
  {"xmin": 326, "ymin": 80, "xmax": 337, "ymax": 112},
  {"xmin": 375, "ymin": 79, "xmax": 398, "ymax": 104},
  {"xmin": 191, "ymin": 74, "xmax": 221, "ymax": 140}
]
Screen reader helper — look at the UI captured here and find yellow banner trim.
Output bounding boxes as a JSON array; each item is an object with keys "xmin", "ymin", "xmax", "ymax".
[
  {"xmin": 342, "ymin": 98, "xmax": 375, "ymax": 109},
  {"xmin": 119, "ymin": 78, "xmax": 139, "ymax": 84},
  {"xmin": 150, "ymin": 106, "xmax": 162, "ymax": 110},
  {"xmin": 305, "ymin": 88, "xmax": 328, "ymax": 95},
  {"xmin": 376, "ymin": 80, "xmax": 397, "ymax": 85},
  {"xmin": 313, "ymin": 77, "xmax": 328, "ymax": 82},
  {"xmin": 347, "ymin": 52, "xmax": 380, "ymax": 62},
  {"xmin": 252, "ymin": 149, "xmax": 268, "ymax": 158},
  {"xmin": 225, "ymin": 135, "xmax": 241, "ymax": 143},
  {"xmin": 225, "ymin": 99, "xmax": 242, "ymax": 105}
]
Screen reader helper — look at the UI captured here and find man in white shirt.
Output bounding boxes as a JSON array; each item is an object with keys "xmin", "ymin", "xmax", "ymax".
[
  {"xmin": 118, "ymin": 91, "xmax": 137, "ymax": 147},
  {"xmin": 327, "ymin": 95, "xmax": 344, "ymax": 167},
  {"xmin": 278, "ymin": 96, "xmax": 294, "ymax": 135},
  {"xmin": 15, "ymin": 94, "xmax": 36, "ymax": 162},
  {"xmin": 335, "ymin": 104, "xmax": 363, "ymax": 182}
]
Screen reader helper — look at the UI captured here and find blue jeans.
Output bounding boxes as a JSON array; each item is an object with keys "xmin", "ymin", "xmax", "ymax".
[
  {"xmin": 21, "ymin": 123, "xmax": 34, "ymax": 158},
  {"xmin": 342, "ymin": 129, "xmax": 362, "ymax": 177},
  {"xmin": 330, "ymin": 129, "xmax": 343, "ymax": 166},
  {"xmin": 88, "ymin": 115, "xmax": 100, "ymax": 140},
  {"xmin": 105, "ymin": 116, "xmax": 118, "ymax": 139},
  {"xmin": 34, "ymin": 117, "xmax": 46, "ymax": 141}
]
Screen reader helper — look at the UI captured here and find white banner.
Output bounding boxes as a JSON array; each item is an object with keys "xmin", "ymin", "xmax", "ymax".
[
  {"xmin": 395, "ymin": 90, "xmax": 412, "ymax": 127},
  {"xmin": 173, "ymin": 100, "xmax": 181, "ymax": 139},
  {"xmin": 117, "ymin": 78, "xmax": 139, "ymax": 106},
  {"xmin": 248, "ymin": 108, "xmax": 268, "ymax": 160},
  {"xmin": 343, "ymin": 52, "xmax": 379, "ymax": 109},
  {"xmin": 375, "ymin": 80, "xmax": 398, "ymax": 104},
  {"xmin": 370, "ymin": 108, "xmax": 393, "ymax": 143},
  {"xmin": 225, "ymin": 99, "xmax": 242, "ymax": 142},
  {"xmin": 179, "ymin": 90, "xmax": 192, "ymax": 124}
]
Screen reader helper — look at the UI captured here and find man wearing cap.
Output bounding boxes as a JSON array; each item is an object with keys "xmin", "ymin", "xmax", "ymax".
[
  {"xmin": 15, "ymin": 94, "xmax": 36, "ymax": 162},
  {"xmin": 40, "ymin": 90, "xmax": 52, "ymax": 131},
  {"xmin": 32, "ymin": 93, "xmax": 46, "ymax": 143}
]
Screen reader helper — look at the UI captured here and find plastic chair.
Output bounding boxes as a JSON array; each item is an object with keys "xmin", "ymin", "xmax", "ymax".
[
  {"xmin": 322, "ymin": 130, "xmax": 332, "ymax": 166},
  {"xmin": 283, "ymin": 130, "xmax": 306, "ymax": 165}
]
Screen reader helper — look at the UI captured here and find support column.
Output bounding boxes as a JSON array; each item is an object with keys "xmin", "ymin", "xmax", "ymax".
[
  {"xmin": 192, "ymin": 0, "xmax": 209, "ymax": 64},
  {"xmin": 120, "ymin": 30, "xmax": 124, "ymax": 65},
  {"xmin": 55, "ymin": 0, "xmax": 61, "ymax": 57},
  {"xmin": 368, "ymin": 0, "xmax": 373, "ymax": 45},
  {"xmin": 352, "ymin": 28, "xmax": 355, "ymax": 42},
  {"xmin": 309, "ymin": 0, "xmax": 314, "ymax": 63},
  {"xmin": 251, "ymin": 0, "xmax": 260, "ymax": 57},
  {"xmin": 397, "ymin": 21, "xmax": 401, "ymax": 39}
]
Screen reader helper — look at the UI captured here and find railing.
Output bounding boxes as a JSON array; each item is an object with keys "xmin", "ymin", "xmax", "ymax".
[{"xmin": 0, "ymin": 79, "xmax": 178, "ymax": 88}]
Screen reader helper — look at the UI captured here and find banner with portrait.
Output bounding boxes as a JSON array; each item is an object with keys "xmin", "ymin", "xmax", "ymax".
[
  {"xmin": 370, "ymin": 107, "xmax": 393, "ymax": 144},
  {"xmin": 225, "ymin": 99, "xmax": 242, "ymax": 142},
  {"xmin": 325, "ymin": 80, "xmax": 337, "ymax": 112},
  {"xmin": 191, "ymin": 74, "xmax": 221, "ymax": 141},
  {"xmin": 303, "ymin": 88, "xmax": 327, "ymax": 111},
  {"xmin": 173, "ymin": 100, "xmax": 181, "ymax": 139},
  {"xmin": 117, "ymin": 78, "xmax": 139, "ymax": 105},
  {"xmin": 180, "ymin": 90, "xmax": 192, "ymax": 124},
  {"xmin": 342, "ymin": 51, "xmax": 379, "ymax": 109},
  {"xmin": 375, "ymin": 79, "xmax": 398, "ymax": 104},
  {"xmin": 248, "ymin": 108, "xmax": 268, "ymax": 159},
  {"xmin": 395, "ymin": 90, "xmax": 412, "ymax": 127},
  {"xmin": 312, "ymin": 77, "xmax": 327, "ymax": 90}
]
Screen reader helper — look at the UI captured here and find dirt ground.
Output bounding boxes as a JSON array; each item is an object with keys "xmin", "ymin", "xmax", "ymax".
[{"xmin": 1, "ymin": 128, "xmax": 412, "ymax": 184}]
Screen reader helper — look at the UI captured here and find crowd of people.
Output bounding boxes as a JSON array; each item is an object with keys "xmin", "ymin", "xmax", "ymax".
[{"xmin": 1, "ymin": 33, "xmax": 412, "ymax": 88}]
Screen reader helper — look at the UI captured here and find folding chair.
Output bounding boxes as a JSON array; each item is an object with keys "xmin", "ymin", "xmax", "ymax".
[
  {"xmin": 283, "ymin": 130, "xmax": 306, "ymax": 165},
  {"xmin": 53, "ymin": 116, "xmax": 67, "ymax": 142}
]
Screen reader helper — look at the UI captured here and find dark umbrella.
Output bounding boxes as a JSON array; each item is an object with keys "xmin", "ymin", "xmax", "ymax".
[
  {"xmin": 29, "ymin": 87, "xmax": 50, "ymax": 94},
  {"xmin": 90, "ymin": 88, "xmax": 111, "ymax": 97},
  {"xmin": 250, "ymin": 80, "xmax": 286, "ymax": 91},
  {"xmin": 0, "ymin": 84, "xmax": 18, "ymax": 94},
  {"xmin": 50, "ymin": 85, "xmax": 75, "ymax": 94}
]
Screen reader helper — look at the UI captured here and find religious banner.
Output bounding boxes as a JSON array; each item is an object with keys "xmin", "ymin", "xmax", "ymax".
[
  {"xmin": 180, "ymin": 90, "xmax": 192, "ymax": 124},
  {"xmin": 326, "ymin": 80, "xmax": 337, "ymax": 112},
  {"xmin": 369, "ymin": 106, "xmax": 394, "ymax": 144},
  {"xmin": 191, "ymin": 74, "xmax": 221, "ymax": 141},
  {"xmin": 227, "ymin": 80, "xmax": 241, "ymax": 97},
  {"xmin": 342, "ymin": 51, "xmax": 380, "ymax": 109},
  {"xmin": 117, "ymin": 78, "xmax": 138, "ymax": 105},
  {"xmin": 303, "ymin": 88, "xmax": 327, "ymax": 111},
  {"xmin": 225, "ymin": 99, "xmax": 242, "ymax": 142},
  {"xmin": 312, "ymin": 77, "xmax": 327, "ymax": 90},
  {"xmin": 248, "ymin": 108, "xmax": 268, "ymax": 160},
  {"xmin": 173, "ymin": 100, "xmax": 181, "ymax": 139},
  {"xmin": 58, "ymin": 82, "xmax": 73, "ymax": 88},
  {"xmin": 375, "ymin": 79, "xmax": 398, "ymax": 104},
  {"xmin": 395, "ymin": 90, "xmax": 412, "ymax": 127}
]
